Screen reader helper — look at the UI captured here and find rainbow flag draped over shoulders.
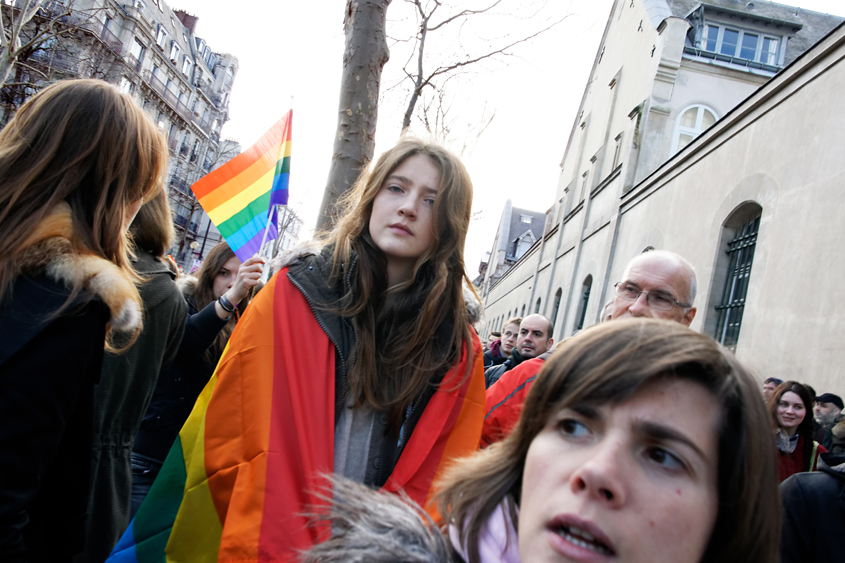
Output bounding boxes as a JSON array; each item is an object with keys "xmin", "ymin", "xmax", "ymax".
[
  {"xmin": 192, "ymin": 111, "xmax": 292, "ymax": 261},
  {"xmin": 107, "ymin": 269, "xmax": 486, "ymax": 562}
]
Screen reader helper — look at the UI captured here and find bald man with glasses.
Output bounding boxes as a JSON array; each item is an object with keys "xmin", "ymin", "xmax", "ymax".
[{"xmin": 611, "ymin": 250, "xmax": 697, "ymax": 327}]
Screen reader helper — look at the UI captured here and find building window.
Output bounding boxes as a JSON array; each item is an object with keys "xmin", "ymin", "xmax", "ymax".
[
  {"xmin": 580, "ymin": 170, "xmax": 589, "ymax": 201},
  {"xmin": 713, "ymin": 208, "xmax": 761, "ymax": 351},
  {"xmin": 612, "ymin": 133, "xmax": 623, "ymax": 170},
  {"xmin": 535, "ymin": 297, "xmax": 541, "ymax": 314},
  {"xmin": 520, "ymin": 214, "xmax": 532, "ymax": 224},
  {"xmin": 181, "ymin": 56, "xmax": 191, "ymax": 76},
  {"xmin": 129, "ymin": 38, "xmax": 144, "ymax": 61},
  {"xmin": 574, "ymin": 276, "xmax": 592, "ymax": 332},
  {"xmin": 155, "ymin": 26, "xmax": 167, "ymax": 49},
  {"xmin": 672, "ymin": 105, "xmax": 717, "ymax": 153},
  {"xmin": 703, "ymin": 24, "xmax": 779, "ymax": 65},
  {"xmin": 132, "ymin": 0, "xmax": 145, "ymax": 10},
  {"xmin": 551, "ymin": 288, "xmax": 562, "ymax": 333},
  {"xmin": 521, "ymin": 305, "xmax": 526, "ymax": 317},
  {"xmin": 170, "ymin": 41, "xmax": 181, "ymax": 62}
]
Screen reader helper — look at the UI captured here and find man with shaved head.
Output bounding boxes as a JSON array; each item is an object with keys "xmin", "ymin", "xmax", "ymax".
[
  {"xmin": 484, "ymin": 314, "xmax": 553, "ymax": 388},
  {"xmin": 482, "ymin": 249, "xmax": 699, "ymax": 446}
]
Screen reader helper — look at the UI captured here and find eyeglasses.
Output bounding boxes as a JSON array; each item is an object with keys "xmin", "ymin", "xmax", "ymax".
[{"xmin": 614, "ymin": 282, "xmax": 691, "ymax": 311}]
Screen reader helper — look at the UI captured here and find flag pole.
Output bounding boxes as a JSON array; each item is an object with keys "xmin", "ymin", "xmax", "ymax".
[{"xmin": 258, "ymin": 204, "xmax": 277, "ymax": 259}]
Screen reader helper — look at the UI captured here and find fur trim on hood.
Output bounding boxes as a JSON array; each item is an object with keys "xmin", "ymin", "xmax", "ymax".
[
  {"xmin": 269, "ymin": 241, "xmax": 484, "ymax": 324},
  {"xmin": 302, "ymin": 477, "xmax": 452, "ymax": 563},
  {"xmin": 18, "ymin": 202, "xmax": 142, "ymax": 333}
]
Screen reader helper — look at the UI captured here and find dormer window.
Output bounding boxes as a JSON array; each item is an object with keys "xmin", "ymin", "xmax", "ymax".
[
  {"xmin": 683, "ymin": 4, "xmax": 797, "ymax": 72},
  {"xmin": 169, "ymin": 41, "xmax": 181, "ymax": 63},
  {"xmin": 702, "ymin": 24, "xmax": 779, "ymax": 65},
  {"xmin": 155, "ymin": 26, "xmax": 167, "ymax": 49}
]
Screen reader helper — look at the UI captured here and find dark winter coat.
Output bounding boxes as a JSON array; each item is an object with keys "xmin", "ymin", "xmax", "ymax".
[
  {"xmin": 0, "ymin": 208, "xmax": 142, "ymax": 563},
  {"xmin": 80, "ymin": 250, "xmax": 187, "ymax": 563},
  {"xmin": 484, "ymin": 348, "xmax": 527, "ymax": 388},
  {"xmin": 133, "ymin": 278, "xmax": 229, "ymax": 463},
  {"xmin": 780, "ymin": 452, "xmax": 845, "ymax": 563}
]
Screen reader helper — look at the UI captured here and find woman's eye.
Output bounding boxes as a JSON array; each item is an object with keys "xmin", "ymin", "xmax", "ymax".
[
  {"xmin": 423, "ymin": 197, "xmax": 436, "ymax": 206},
  {"xmin": 559, "ymin": 419, "xmax": 590, "ymax": 438},
  {"xmin": 647, "ymin": 447, "xmax": 684, "ymax": 470},
  {"xmin": 387, "ymin": 185, "xmax": 402, "ymax": 193}
]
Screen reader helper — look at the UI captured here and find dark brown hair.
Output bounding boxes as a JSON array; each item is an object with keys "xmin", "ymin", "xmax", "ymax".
[
  {"xmin": 326, "ymin": 138, "xmax": 477, "ymax": 427},
  {"xmin": 0, "ymin": 79, "xmax": 166, "ymax": 307},
  {"xmin": 769, "ymin": 380, "xmax": 815, "ymax": 472},
  {"xmin": 129, "ymin": 189, "xmax": 174, "ymax": 258},
  {"xmin": 437, "ymin": 318, "xmax": 780, "ymax": 563},
  {"xmin": 193, "ymin": 241, "xmax": 252, "ymax": 358}
]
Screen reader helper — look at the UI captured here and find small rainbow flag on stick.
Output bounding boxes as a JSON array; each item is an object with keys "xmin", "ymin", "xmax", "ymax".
[{"xmin": 191, "ymin": 110, "xmax": 292, "ymax": 261}]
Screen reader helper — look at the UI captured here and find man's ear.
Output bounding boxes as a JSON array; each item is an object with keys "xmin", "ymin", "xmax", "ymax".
[
  {"xmin": 547, "ymin": 338, "xmax": 554, "ymax": 350},
  {"xmin": 682, "ymin": 307, "xmax": 697, "ymax": 327}
]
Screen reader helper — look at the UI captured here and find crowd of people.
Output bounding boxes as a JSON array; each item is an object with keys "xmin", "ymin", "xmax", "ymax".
[{"xmin": 0, "ymin": 78, "xmax": 842, "ymax": 563}]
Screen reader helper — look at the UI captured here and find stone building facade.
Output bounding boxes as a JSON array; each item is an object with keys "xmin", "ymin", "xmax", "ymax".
[
  {"xmin": 479, "ymin": 0, "xmax": 845, "ymax": 392},
  {"xmin": 0, "ymin": 0, "xmax": 239, "ymax": 263}
]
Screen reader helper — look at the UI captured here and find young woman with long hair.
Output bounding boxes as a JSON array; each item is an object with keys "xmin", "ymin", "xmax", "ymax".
[
  {"xmin": 303, "ymin": 318, "xmax": 782, "ymax": 563},
  {"xmin": 770, "ymin": 380, "xmax": 827, "ymax": 481},
  {"xmin": 0, "ymin": 79, "xmax": 166, "ymax": 562},
  {"xmin": 130, "ymin": 241, "xmax": 263, "ymax": 513},
  {"xmin": 111, "ymin": 138, "xmax": 486, "ymax": 561}
]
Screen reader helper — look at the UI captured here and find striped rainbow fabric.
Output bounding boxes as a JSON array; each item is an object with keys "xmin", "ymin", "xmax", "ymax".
[
  {"xmin": 107, "ymin": 268, "xmax": 486, "ymax": 562},
  {"xmin": 192, "ymin": 110, "xmax": 292, "ymax": 261}
]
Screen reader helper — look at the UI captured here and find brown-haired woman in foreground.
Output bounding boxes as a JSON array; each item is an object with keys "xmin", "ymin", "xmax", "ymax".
[
  {"xmin": 438, "ymin": 318, "xmax": 780, "ymax": 563},
  {"xmin": 0, "ymin": 79, "xmax": 166, "ymax": 562},
  {"xmin": 306, "ymin": 318, "xmax": 781, "ymax": 563}
]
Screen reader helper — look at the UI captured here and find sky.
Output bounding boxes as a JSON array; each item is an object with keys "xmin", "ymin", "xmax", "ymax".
[{"xmin": 169, "ymin": 0, "xmax": 844, "ymax": 272}]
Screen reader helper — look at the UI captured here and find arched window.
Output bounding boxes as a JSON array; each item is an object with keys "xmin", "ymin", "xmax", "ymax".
[
  {"xmin": 521, "ymin": 304, "xmax": 526, "ymax": 317},
  {"xmin": 535, "ymin": 297, "xmax": 541, "ymax": 314},
  {"xmin": 574, "ymin": 276, "xmax": 593, "ymax": 332},
  {"xmin": 551, "ymin": 288, "xmax": 563, "ymax": 332},
  {"xmin": 672, "ymin": 105, "xmax": 717, "ymax": 153},
  {"xmin": 708, "ymin": 204, "xmax": 762, "ymax": 351}
]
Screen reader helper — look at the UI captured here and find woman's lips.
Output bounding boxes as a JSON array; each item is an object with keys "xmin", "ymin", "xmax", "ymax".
[
  {"xmin": 389, "ymin": 223, "xmax": 412, "ymax": 235},
  {"xmin": 546, "ymin": 514, "xmax": 616, "ymax": 561}
]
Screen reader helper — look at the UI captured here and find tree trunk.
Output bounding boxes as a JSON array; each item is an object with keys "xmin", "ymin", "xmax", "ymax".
[{"xmin": 316, "ymin": 0, "xmax": 391, "ymax": 232}]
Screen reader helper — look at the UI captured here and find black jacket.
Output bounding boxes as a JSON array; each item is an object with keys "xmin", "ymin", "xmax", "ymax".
[
  {"xmin": 134, "ymin": 281, "xmax": 229, "ymax": 462},
  {"xmin": 484, "ymin": 349, "xmax": 527, "ymax": 388},
  {"xmin": 780, "ymin": 452, "xmax": 845, "ymax": 563},
  {"xmin": 0, "ymin": 274, "xmax": 109, "ymax": 563}
]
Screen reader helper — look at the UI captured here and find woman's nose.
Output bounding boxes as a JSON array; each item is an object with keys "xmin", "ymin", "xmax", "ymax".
[
  {"xmin": 569, "ymin": 438, "xmax": 628, "ymax": 508},
  {"xmin": 398, "ymin": 197, "xmax": 417, "ymax": 219}
]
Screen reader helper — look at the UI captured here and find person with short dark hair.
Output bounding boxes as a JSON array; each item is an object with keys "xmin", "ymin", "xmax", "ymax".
[
  {"xmin": 484, "ymin": 314, "xmax": 553, "ymax": 387},
  {"xmin": 814, "ymin": 392, "xmax": 844, "ymax": 451},
  {"xmin": 779, "ymin": 450, "xmax": 845, "ymax": 563},
  {"xmin": 763, "ymin": 377, "xmax": 783, "ymax": 402}
]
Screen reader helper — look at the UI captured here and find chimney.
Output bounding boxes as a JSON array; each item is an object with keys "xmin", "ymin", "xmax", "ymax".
[{"xmin": 174, "ymin": 10, "xmax": 198, "ymax": 35}]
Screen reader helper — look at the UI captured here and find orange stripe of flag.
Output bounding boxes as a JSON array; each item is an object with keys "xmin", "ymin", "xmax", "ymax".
[{"xmin": 192, "ymin": 113, "xmax": 290, "ymax": 200}]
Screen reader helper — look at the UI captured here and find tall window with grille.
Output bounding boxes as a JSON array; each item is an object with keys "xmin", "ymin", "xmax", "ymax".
[
  {"xmin": 714, "ymin": 213, "xmax": 760, "ymax": 350},
  {"xmin": 575, "ymin": 276, "xmax": 593, "ymax": 332}
]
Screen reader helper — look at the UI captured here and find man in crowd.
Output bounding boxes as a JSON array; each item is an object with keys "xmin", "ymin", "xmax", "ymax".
[
  {"xmin": 483, "ymin": 318, "xmax": 520, "ymax": 369},
  {"xmin": 484, "ymin": 314, "xmax": 553, "ymax": 388},
  {"xmin": 763, "ymin": 377, "xmax": 783, "ymax": 403},
  {"xmin": 482, "ymin": 250, "xmax": 697, "ymax": 445},
  {"xmin": 484, "ymin": 331, "xmax": 501, "ymax": 351},
  {"xmin": 814, "ymin": 393, "xmax": 844, "ymax": 451}
]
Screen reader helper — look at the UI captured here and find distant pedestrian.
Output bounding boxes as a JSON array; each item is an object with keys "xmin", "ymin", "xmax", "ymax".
[
  {"xmin": 484, "ymin": 314, "xmax": 553, "ymax": 387},
  {"xmin": 771, "ymin": 381, "xmax": 827, "ymax": 481},
  {"xmin": 814, "ymin": 392, "xmax": 844, "ymax": 450},
  {"xmin": 484, "ymin": 317, "xmax": 519, "ymax": 369},
  {"xmin": 0, "ymin": 79, "xmax": 166, "ymax": 562}
]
